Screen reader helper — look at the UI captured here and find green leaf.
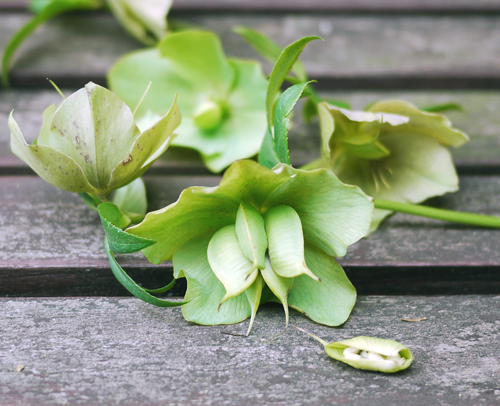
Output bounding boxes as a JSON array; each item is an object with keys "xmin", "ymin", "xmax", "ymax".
[
  {"xmin": 173, "ymin": 236, "xmax": 251, "ymax": 325},
  {"xmin": 244, "ymin": 274, "xmax": 264, "ymax": 335},
  {"xmin": 112, "ymin": 177, "xmax": 148, "ymax": 223},
  {"xmin": 235, "ymin": 202, "xmax": 267, "ymax": 271},
  {"xmin": 104, "ymin": 237, "xmax": 183, "ymax": 307},
  {"xmin": 266, "ymin": 36, "xmax": 321, "ymax": 129},
  {"xmin": 273, "ymin": 81, "xmax": 312, "ymax": 165},
  {"xmin": 98, "ymin": 202, "xmax": 156, "ymax": 254},
  {"xmin": 2, "ymin": 0, "xmax": 103, "ymax": 87},
  {"xmin": 260, "ymin": 256, "xmax": 293, "ymax": 326},
  {"xmin": 302, "ymin": 97, "xmax": 318, "ymax": 123},
  {"xmin": 421, "ymin": 102, "xmax": 463, "ymax": 113},
  {"xmin": 288, "ymin": 244, "xmax": 356, "ymax": 326},
  {"xmin": 264, "ymin": 205, "xmax": 319, "ymax": 281},
  {"xmin": 234, "ymin": 26, "xmax": 308, "ymax": 81},
  {"xmin": 207, "ymin": 225, "xmax": 258, "ymax": 304},
  {"xmin": 258, "ymin": 127, "xmax": 281, "ymax": 169}
]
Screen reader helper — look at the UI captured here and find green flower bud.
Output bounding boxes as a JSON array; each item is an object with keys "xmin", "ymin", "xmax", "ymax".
[
  {"xmin": 9, "ymin": 82, "xmax": 181, "ymax": 200},
  {"xmin": 193, "ymin": 100, "xmax": 225, "ymax": 131}
]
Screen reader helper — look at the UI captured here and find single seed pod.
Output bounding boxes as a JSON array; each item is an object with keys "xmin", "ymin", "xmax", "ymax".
[{"xmin": 325, "ymin": 336, "xmax": 413, "ymax": 373}]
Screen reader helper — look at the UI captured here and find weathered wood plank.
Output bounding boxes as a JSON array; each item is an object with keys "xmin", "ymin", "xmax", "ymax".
[
  {"xmin": 2, "ymin": 13, "xmax": 500, "ymax": 89},
  {"xmin": 2, "ymin": 89, "xmax": 500, "ymax": 172},
  {"xmin": 3, "ymin": 0, "xmax": 500, "ymax": 13},
  {"xmin": 1, "ymin": 175, "xmax": 500, "ymax": 296},
  {"xmin": 0, "ymin": 296, "xmax": 499, "ymax": 405}
]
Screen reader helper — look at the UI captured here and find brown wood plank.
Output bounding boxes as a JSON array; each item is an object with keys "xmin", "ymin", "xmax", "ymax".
[
  {"xmin": 3, "ymin": 0, "xmax": 500, "ymax": 13},
  {"xmin": 2, "ymin": 13, "xmax": 500, "ymax": 89},
  {"xmin": 2, "ymin": 89, "xmax": 500, "ymax": 173},
  {"xmin": 1, "ymin": 296, "xmax": 499, "ymax": 405},
  {"xmin": 1, "ymin": 175, "xmax": 500, "ymax": 296}
]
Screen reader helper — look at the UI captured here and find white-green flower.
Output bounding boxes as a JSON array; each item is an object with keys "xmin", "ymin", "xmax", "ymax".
[
  {"xmin": 9, "ymin": 82, "xmax": 180, "ymax": 200},
  {"xmin": 318, "ymin": 100, "xmax": 469, "ymax": 231}
]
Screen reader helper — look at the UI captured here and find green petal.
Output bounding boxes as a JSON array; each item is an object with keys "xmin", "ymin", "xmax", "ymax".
[
  {"xmin": 368, "ymin": 100, "xmax": 469, "ymax": 148},
  {"xmin": 37, "ymin": 104, "xmax": 57, "ymax": 146},
  {"xmin": 288, "ymin": 244, "xmax": 356, "ymax": 326},
  {"xmin": 207, "ymin": 225, "xmax": 258, "ymax": 303},
  {"xmin": 235, "ymin": 202, "xmax": 267, "ymax": 271},
  {"xmin": 48, "ymin": 82, "xmax": 140, "ymax": 191},
  {"xmin": 128, "ymin": 160, "xmax": 291, "ymax": 264},
  {"xmin": 244, "ymin": 274, "xmax": 264, "ymax": 335},
  {"xmin": 173, "ymin": 236, "xmax": 251, "ymax": 325},
  {"xmin": 325, "ymin": 336, "xmax": 413, "ymax": 373},
  {"xmin": 112, "ymin": 177, "xmax": 147, "ymax": 221},
  {"xmin": 265, "ymin": 205, "xmax": 319, "ymax": 281},
  {"xmin": 108, "ymin": 95, "xmax": 180, "ymax": 190},
  {"xmin": 9, "ymin": 112, "xmax": 98, "ymax": 194},
  {"xmin": 260, "ymin": 256, "xmax": 293, "ymax": 326},
  {"xmin": 265, "ymin": 166, "xmax": 373, "ymax": 258}
]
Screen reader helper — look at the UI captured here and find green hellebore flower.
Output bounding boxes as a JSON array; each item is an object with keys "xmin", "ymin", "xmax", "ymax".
[
  {"xmin": 127, "ymin": 160, "xmax": 373, "ymax": 332},
  {"xmin": 9, "ymin": 82, "xmax": 181, "ymax": 200},
  {"xmin": 108, "ymin": 30, "xmax": 268, "ymax": 173},
  {"xmin": 106, "ymin": 0, "xmax": 172, "ymax": 45},
  {"xmin": 318, "ymin": 100, "xmax": 469, "ymax": 232}
]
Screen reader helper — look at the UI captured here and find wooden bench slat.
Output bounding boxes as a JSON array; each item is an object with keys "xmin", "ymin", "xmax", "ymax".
[
  {"xmin": 3, "ymin": 13, "xmax": 500, "ymax": 89},
  {"xmin": 2, "ymin": 89, "xmax": 500, "ymax": 172},
  {"xmin": 1, "ymin": 175, "xmax": 500, "ymax": 296},
  {"xmin": 3, "ymin": 0, "xmax": 500, "ymax": 13},
  {"xmin": 0, "ymin": 296, "xmax": 498, "ymax": 405}
]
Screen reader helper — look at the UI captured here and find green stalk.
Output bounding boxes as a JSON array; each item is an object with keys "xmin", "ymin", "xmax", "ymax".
[{"xmin": 374, "ymin": 198, "xmax": 500, "ymax": 228}]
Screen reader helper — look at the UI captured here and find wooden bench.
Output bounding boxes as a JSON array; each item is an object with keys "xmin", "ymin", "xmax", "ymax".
[{"xmin": 1, "ymin": 1, "xmax": 500, "ymax": 404}]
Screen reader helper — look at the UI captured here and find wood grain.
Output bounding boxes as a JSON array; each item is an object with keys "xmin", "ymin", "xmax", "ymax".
[
  {"xmin": 2, "ymin": 12, "xmax": 500, "ymax": 89},
  {"xmin": 0, "ymin": 296, "xmax": 499, "ymax": 405}
]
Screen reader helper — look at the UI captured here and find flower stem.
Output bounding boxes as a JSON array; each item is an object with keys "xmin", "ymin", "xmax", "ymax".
[{"xmin": 374, "ymin": 199, "xmax": 500, "ymax": 228}]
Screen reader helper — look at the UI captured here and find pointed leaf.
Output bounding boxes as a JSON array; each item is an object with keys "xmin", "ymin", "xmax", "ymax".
[
  {"xmin": 244, "ymin": 274, "xmax": 264, "ymax": 335},
  {"xmin": 173, "ymin": 236, "xmax": 251, "ymax": 325},
  {"xmin": 421, "ymin": 102, "xmax": 463, "ymax": 113},
  {"xmin": 266, "ymin": 36, "xmax": 321, "ymax": 129},
  {"xmin": 260, "ymin": 256, "xmax": 293, "ymax": 326},
  {"xmin": 99, "ymin": 202, "xmax": 156, "ymax": 253},
  {"xmin": 234, "ymin": 26, "xmax": 308, "ymax": 81},
  {"xmin": 235, "ymin": 202, "xmax": 267, "ymax": 271},
  {"xmin": 273, "ymin": 81, "xmax": 312, "ymax": 165},
  {"xmin": 207, "ymin": 225, "xmax": 258, "ymax": 303},
  {"xmin": 258, "ymin": 127, "xmax": 280, "ymax": 169},
  {"xmin": 104, "ymin": 237, "xmax": 183, "ymax": 307},
  {"xmin": 288, "ymin": 244, "xmax": 356, "ymax": 326},
  {"xmin": 264, "ymin": 205, "xmax": 319, "ymax": 281}
]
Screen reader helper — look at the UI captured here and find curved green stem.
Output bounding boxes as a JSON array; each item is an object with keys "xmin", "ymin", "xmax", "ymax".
[{"xmin": 374, "ymin": 198, "xmax": 500, "ymax": 228}]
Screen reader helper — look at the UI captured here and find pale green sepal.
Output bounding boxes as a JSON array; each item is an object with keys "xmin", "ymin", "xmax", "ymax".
[
  {"xmin": 9, "ymin": 112, "xmax": 99, "ymax": 194},
  {"xmin": 368, "ymin": 100, "xmax": 469, "ymax": 148},
  {"xmin": 264, "ymin": 205, "xmax": 319, "ymax": 281},
  {"xmin": 112, "ymin": 177, "xmax": 147, "ymax": 223},
  {"xmin": 324, "ymin": 336, "xmax": 413, "ymax": 373},
  {"xmin": 48, "ymin": 82, "xmax": 141, "ymax": 191},
  {"xmin": 265, "ymin": 166, "xmax": 373, "ymax": 258},
  {"xmin": 235, "ymin": 202, "xmax": 267, "ymax": 271},
  {"xmin": 173, "ymin": 237, "xmax": 251, "ymax": 325},
  {"xmin": 207, "ymin": 225, "xmax": 258, "ymax": 304},
  {"xmin": 108, "ymin": 94, "xmax": 180, "ymax": 190},
  {"xmin": 244, "ymin": 274, "xmax": 264, "ymax": 335},
  {"xmin": 288, "ymin": 244, "xmax": 356, "ymax": 327},
  {"xmin": 37, "ymin": 104, "xmax": 57, "ymax": 146},
  {"xmin": 260, "ymin": 256, "xmax": 293, "ymax": 326}
]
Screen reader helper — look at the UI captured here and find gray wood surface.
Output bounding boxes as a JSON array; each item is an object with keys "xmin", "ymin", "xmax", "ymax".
[
  {"xmin": 3, "ymin": 12, "xmax": 500, "ymax": 88},
  {"xmin": 1, "ymin": 296, "xmax": 499, "ymax": 406},
  {"xmin": 3, "ymin": 0, "xmax": 500, "ymax": 13},
  {"xmin": 2, "ymin": 175, "xmax": 500, "ymax": 296},
  {"xmin": 3, "ymin": 89, "xmax": 500, "ymax": 172}
]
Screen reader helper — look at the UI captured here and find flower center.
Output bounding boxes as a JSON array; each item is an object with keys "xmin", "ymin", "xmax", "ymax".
[{"xmin": 193, "ymin": 100, "xmax": 226, "ymax": 131}]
